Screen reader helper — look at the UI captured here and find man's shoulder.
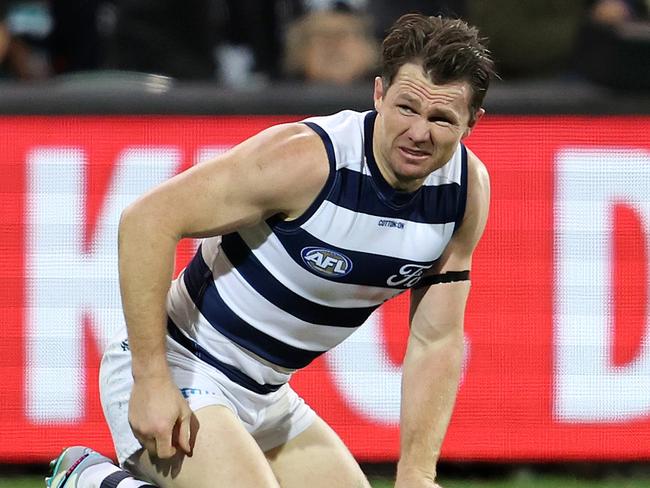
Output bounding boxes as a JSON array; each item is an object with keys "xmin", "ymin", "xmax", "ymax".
[
  {"xmin": 301, "ymin": 109, "xmax": 370, "ymax": 136},
  {"xmin": 303, "ymin": 109, "xmax": 370, "ymax": 124},
  {"xmin": 226, "ymin": 121, "xmax": 330, "ymax": 181},
  {"xmin": 300, "ymin": 110, "xmax": 372, "ymax": 168},
  {"xmin": 465, "ymin": 146, "xmax": 490, "ymax": 192}
]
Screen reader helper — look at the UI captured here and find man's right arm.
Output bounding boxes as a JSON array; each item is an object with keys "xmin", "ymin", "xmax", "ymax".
[{"xmin": 118, "ymin": 122, "xmax": 329, "ymax": 459}]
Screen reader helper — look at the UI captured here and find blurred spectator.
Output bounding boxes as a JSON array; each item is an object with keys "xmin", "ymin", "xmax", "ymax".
[
  {"xmin": 220, "ymin": 0, "xmax": 377, "ymax": 86},
  {"xmin": 573, "ymin": 0, "xmax": 650, "ymax": 89},
  {"xmin": 588, "ymin": 0, "xmax": 648, "ymax": 25},
  {"xmin": 0, "ymin": 0, "xmax": 52, "ymax": 80},
  {"xmin": 283, "ymin": 6, "xmax": 378, "ymax": 84},
  {"xmin": 467, "ymin": 0, "xmax": 586, "ymax": 79},
  {"xmin": 0, "ymin": 2, "xmax": 9, "ymax": 68},
  {"xmin": 0, "ymin": 0, "xmax": 116, "ymax": 80},
  {"xmin": 280, "ymin": 1, "xmax": 468, "ymax": 85}
]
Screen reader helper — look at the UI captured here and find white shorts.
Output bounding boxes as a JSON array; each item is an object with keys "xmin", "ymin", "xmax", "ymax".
[{"xmin": 100, "ymin": 327, "xmax": 316, "ymax": 465}]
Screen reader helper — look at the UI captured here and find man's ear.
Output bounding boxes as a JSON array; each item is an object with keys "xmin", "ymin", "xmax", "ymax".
[
  {"xmin": 373, "ymin": 76, "xmax": 384, "ymax": 111},
  {"xmin": 463, "ymin": 108, "xmax": 485, "ymax": 139}
]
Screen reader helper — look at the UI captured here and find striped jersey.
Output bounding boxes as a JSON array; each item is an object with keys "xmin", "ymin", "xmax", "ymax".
[{"xmin": 166, "ymin": 109, "xmax": 468, "ymax": 394}]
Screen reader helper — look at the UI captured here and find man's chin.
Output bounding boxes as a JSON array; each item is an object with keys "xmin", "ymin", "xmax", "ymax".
[
  {"xmin": 398, "ymin": 160, "xmax": 436, "ymax": 178},
  {"xmin": 391, "ymin": 169, "xmax": 430, "ymax": 191}
]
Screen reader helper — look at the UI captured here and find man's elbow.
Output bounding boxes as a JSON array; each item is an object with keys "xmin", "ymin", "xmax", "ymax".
[
  {"xmin": 404, "ymin": 324, "xmax": 464, "ymax": 380},
  {"xmin": 409, "ymin": 319, "xmax": 463, "ymax": 348},
  {"xmin": 118, "ymin": 199, "xmax": 177, "ymax": 245},
  {"xmin": 118, "ymin": 202, "xmax": 144, "ymax": 242}
]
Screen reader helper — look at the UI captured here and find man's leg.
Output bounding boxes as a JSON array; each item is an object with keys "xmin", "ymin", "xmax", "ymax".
[
  {"xmin": 127, "ymin": 405, "xmax": 280, "ymax": 488},
  {"xmin": 46, "ymin": 446, "xmax": 155, "ymax": 488},
  {"xmin": 265, "ymin": 415, "xmax": 371, "ymax": 488}
]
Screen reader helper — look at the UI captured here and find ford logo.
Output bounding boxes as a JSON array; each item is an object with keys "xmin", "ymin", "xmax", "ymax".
[{"xmin": 300, "ymin": 247, "xmax": 353, "ymax": 277}]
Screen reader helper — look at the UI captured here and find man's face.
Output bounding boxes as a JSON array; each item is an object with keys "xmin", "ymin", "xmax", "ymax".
[{"xmin": 373, "ymin": 63, "xmax": 483, "ymax": 191}]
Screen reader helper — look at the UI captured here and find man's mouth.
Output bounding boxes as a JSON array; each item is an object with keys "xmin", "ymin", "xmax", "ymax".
[{"xmin": 399, "ymin": 147, "xmax": 431, "ymax": 159}]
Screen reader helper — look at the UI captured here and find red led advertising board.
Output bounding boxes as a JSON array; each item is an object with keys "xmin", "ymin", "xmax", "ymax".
[{"xmin": 1, "ymin": 115, "xmax": 649, "ymax": 462}]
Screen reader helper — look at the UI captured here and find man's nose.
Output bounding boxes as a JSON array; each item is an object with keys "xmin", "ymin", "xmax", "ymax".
[{"xmin": 407, "ymin": 117, "xmax": 430, "ymax": 142}]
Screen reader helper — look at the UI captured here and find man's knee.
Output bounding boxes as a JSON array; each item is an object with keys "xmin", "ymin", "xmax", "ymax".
[{"xmin": 126, "ymin": 406, "xmax": 280, "ymax": 488}]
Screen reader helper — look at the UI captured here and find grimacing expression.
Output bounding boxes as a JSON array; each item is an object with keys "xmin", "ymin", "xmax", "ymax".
[{"xmin": 373, "ymin": 63, "xmax": 483, "ymax": 192}]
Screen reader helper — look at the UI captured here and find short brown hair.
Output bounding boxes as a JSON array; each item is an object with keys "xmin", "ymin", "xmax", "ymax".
[{"xmin": 381, "ymin": 14, "xmax": 495, "ymax": 121}]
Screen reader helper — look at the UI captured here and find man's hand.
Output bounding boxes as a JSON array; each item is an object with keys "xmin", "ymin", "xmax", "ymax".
[{"xmin": 128, "ymin": 375, "xmax": 192, "ymax": 459}]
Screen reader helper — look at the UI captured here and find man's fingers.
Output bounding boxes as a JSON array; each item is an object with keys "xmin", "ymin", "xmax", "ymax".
[
  {"xmin": 155, "ymin": 432, "xmax": 177, "ymax": 459},
  {"xmin": 141, "ymin": 438, "xmax": 158, "ymax": 458},
  {"xmin": 177, "ymin": 412, "xmax": 192, "ymax": 455}
]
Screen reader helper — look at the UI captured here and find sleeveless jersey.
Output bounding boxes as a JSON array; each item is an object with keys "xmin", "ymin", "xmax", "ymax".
[{"xmin": 166, "ymin": 110, "xmax": 468, "ymax": 394}]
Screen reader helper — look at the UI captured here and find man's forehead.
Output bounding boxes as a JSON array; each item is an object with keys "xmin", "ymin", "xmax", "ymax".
[
  {"xmin": 391, "ymin": 64, "xmax": 470, "ymax": 100},
  {"xmin": 388, "ymin": 63, "xmax": 472, "ymax": 118}
]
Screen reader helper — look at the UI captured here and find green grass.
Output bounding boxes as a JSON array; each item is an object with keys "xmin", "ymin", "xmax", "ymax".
[
  {"xmin": 442, "ymin": 478, "xmax": 650, "ymax": 488},
  {"xmin": 4, "ymin": 475, "xmax": 650, "ymax": 488},
  {"xmin": 0, "ymin": 477, "xmax": 44, "ymax": 488}
]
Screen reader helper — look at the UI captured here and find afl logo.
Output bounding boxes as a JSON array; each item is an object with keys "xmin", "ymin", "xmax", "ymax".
[{"xmin": 301, "ymin": 247, "xmax": 353, "ymax": 277}]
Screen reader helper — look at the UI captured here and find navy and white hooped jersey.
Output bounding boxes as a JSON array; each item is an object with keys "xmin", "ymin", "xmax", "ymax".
[{"xmin": 166, "ymin": 109, "xmax": 468, "ymax": 394}]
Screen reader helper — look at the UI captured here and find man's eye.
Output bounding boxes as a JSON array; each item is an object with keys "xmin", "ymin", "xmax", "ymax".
[{"xmin": 398, "ymin": 105, "xmax": 415, "ymax": 114}]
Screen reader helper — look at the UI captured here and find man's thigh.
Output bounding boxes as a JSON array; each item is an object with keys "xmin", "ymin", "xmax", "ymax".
[
  {"xmin": 126, "ymin": 405, "xmax": 280, "ymax": 488},
  {"xmin": 265, "ymin": 415, "xmax": 371, "ymax": 488}
]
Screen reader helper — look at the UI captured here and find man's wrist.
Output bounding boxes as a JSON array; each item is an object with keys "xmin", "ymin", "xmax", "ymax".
[
  {"xmin": 131, "ymin": 354, "xmax": 170, "ymax": 381},
  {"xmin": 396, "ymin": 462, "xmax": 437, "ymax": 485}
]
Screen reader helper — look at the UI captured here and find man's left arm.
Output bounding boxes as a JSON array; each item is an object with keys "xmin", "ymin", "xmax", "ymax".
[{"xmin": 396, "ymin": 150, "xmax": 490, "ymax": 488}]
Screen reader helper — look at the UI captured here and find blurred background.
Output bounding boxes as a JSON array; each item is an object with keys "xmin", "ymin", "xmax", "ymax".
[
  {"xmin": 0, "ymin": 0, "xmax": 649, "ymax": 487},
  {"xmin": 1, "ymin": 0, "xmax": 649, "ymax": 88}
]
